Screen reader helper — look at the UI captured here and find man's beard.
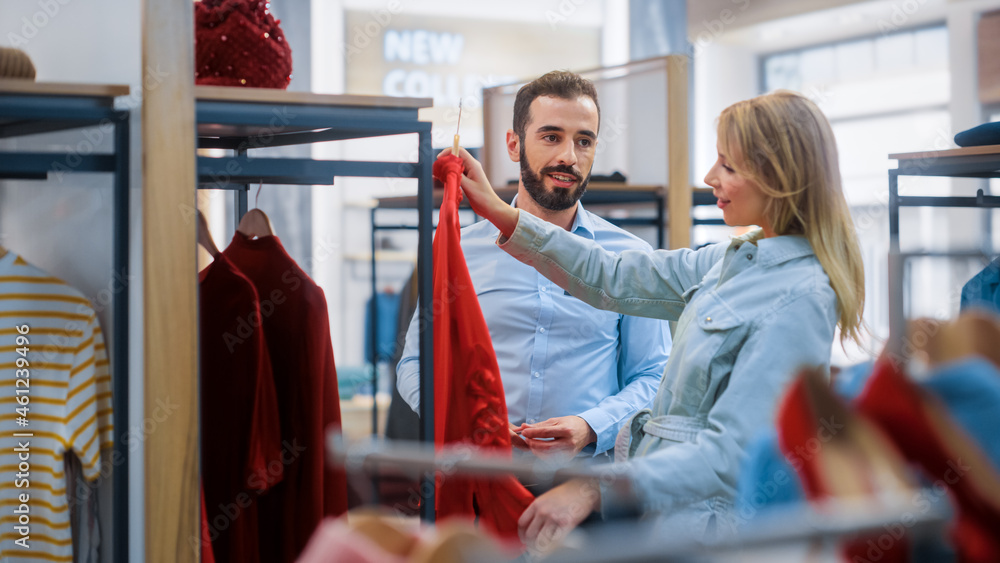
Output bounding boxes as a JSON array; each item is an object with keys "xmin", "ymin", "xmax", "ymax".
[{"xmin": 519, "ymin": 144, "xmax": 590, "ymax": 211}]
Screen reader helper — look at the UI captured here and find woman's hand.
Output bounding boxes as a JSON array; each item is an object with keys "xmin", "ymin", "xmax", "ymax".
[
  {"xmin": 518, "ymin": 478, "xmax": 600, "ymax": 554},
  {"xmin": 437, "ymin": 147, "xmax": 519, "ymax": 238}
]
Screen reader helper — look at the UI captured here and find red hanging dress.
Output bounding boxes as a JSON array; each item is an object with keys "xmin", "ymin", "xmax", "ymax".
[{"xmin": 432, "ymin": 154, "xmax": 534, "ymax": 540}]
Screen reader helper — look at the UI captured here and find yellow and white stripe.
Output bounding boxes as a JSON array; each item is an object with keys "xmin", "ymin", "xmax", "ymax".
[{"xmin": 0, "ymin": 253, "xmax": 114, "ymax": 562}]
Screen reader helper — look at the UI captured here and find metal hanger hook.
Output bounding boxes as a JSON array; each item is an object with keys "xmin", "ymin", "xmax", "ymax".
[{"xmin": 255, "ymin": 181, "xmax": 263, "ymax": 209}]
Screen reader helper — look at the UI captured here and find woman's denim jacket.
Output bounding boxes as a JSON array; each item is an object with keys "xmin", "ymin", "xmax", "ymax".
[{"xmin": 500, "ymin": 211, "xmax": 838, "ymax": 540}]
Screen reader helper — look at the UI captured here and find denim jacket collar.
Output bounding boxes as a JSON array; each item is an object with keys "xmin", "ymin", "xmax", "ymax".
[{"xmin": 730, "ymin": 228, "xmax": 814, "ymax": 268}]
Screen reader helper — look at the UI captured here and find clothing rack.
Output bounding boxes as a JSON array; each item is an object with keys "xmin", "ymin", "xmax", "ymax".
[
  {"xmin": 887, "ymin": 144, "xmax": 1000, "ymax": 356},
  {"xmin": 327, "ymin": 434, "xmax": 619, "ymax": 485},
  {"xmin": 542, "ymin": 498, "xmax": 948, "ymax": 562},
  {"xmin": 0, "ymin": 81, "xmax": 131, "ymax": 563},
  {"xmin": 192, "ymin": 86, "xmax": 439, "ymax": 521},
  {"xmin": 327, "ymin": 434, "xmax": 949, "ymax": 562}
]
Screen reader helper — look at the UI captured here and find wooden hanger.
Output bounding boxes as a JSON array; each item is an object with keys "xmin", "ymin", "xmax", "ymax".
[
  {"xmin": 196, "ymin": 210, "xmax": 220, "ymax": 258},
  {"xmin": 236, "ymin": 183, "xmax": 275, "ymax": 239},
  {"xmin": 236, "ymin": 208, "xmax": 274, "ymax": 239}
]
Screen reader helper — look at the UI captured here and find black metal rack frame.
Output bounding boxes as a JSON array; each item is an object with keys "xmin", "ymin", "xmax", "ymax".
[
  {"xmin": 193, "ymin": 89, "xmax": 437, "ymax": 521},
  {"xmin": 0, "ymin": 83, "xmax": 131, "ymax": 563}
]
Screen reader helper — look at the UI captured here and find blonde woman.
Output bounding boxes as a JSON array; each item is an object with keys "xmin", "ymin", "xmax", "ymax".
[{"xmin": 443, "ymin": 90, "xmax": 865, "ymax": 546}]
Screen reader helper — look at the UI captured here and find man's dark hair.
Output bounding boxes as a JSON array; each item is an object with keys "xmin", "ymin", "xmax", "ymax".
[{"xmin": 512, "ymin": 70, "xmax": 600, "ymax": 141}]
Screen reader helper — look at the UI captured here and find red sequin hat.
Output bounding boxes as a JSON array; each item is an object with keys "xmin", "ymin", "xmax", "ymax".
[{"xmin": 195, "ymin": 0, "xmax": 292, "ymax": 89}]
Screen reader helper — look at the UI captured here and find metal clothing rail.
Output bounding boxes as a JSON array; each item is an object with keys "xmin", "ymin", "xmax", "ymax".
[
  {"xmin": 327, "ymin": 435, "xmax": 949, "ymax": 563},
  {"xmin": 192, "ymin": 86, "xmax": 439, "ymax": 521},
  {"xmin": 0, "ymin": 81, "xmax": 131, "ymax": 563},
  {"xmin": 544, "ymin": 497, "xmax": 948, "ymax": 562},
  {"xmin": 327, "ymin": 434, "xmax": 622, "ymax": 485},
  {"xmin": 367, "ymin": 206, "xmax": 479, "ymax": 439}
]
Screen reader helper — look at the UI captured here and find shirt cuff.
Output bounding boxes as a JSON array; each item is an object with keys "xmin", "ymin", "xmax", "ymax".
[{"xmin": 577, "ymin": 408, "xmax": 616, "ymax": 456}]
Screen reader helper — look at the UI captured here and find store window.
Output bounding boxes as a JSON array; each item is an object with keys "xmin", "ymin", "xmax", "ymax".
[{"xmin": 761, "ymin": 25, "xmax": 950, "ymax": 358}]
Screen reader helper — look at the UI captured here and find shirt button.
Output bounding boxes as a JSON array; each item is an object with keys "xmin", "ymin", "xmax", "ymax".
[
  {"xmin": 528, "ymin": 419, "xmax": 536, "ymax": 424},
  {"xmin": 706, "ymin": 317, "xmax": 712, "ymax": 323},
  {"xmin": 533, "ymin": 372, "xmax": 540, "ymax": 378},
  {"xmin": 747, "ymin": 254, "xmax": 753, "ymax": 260},
  {"xmin": 539, "ymin": 286, "xmax": 547, "ymax": 292},
  {"xmin": 539, "ymin": 327, "xmax": 546, "ymax": 333}
]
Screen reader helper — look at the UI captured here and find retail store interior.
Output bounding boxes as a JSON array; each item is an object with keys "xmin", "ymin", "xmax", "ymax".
[{"xmin": 2, "ymin": 0, "xmax": 1000, "ymax": 561}]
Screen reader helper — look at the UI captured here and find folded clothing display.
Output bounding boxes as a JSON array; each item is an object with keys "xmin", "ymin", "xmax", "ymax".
[{"xmin": 954, "ymin": 122, "xmax": 1000, "ymax": 147}]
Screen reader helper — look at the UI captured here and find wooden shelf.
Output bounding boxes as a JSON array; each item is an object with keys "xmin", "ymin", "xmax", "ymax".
[
  {"xmin": 0, "ymin": 79, "xmax": 129, "ymax": 100},
  {"xmin": 195, "ymin": 85, "xmax": 431, "ymax": 109},
  {"xmin": 890, "ymin": 144, "xmax": 1000, "ymax": 160}
]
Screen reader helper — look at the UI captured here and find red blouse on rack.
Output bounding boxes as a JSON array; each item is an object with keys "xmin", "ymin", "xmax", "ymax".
[
  {"xmin": 200, "ymin": 253, "xmax": 283, "ymax": 563},
  {"xmin": 432, "ymin": 154, "xmax": 534, "ymax": 540},
  {"xmin": 224, "ymin": 233, "xmax": 348, "ymax": 563}
]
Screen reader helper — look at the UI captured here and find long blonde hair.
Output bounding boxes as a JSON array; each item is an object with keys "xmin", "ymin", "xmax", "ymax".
[{"xmin": 718, "ymin": 90, "xmax": 865, "ymax": 345}]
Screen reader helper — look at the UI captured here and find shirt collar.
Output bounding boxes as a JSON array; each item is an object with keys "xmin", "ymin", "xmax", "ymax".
[
  {"xmin": 509, "ymin": 194, "xmax": 595, "ymax": 240},
  {"xmin": 730, "ymin": 228, "xmax": 815, "ymax": 267}
]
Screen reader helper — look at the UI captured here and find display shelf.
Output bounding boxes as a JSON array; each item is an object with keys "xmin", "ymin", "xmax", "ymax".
[
  {"xmin": 192, "ymin": 86, "xmax": 438, "ymax": 521},
  {"xmin": 888, "ymin": 144, "xmax": 1000, "ymax": 238},
  {"xmin": 886, "ymin": 144, "xmax": 1000, "ymax": 356},
  {"xmin": 0, "ymin": 80, "xmax": 131, "ymax": 563}
]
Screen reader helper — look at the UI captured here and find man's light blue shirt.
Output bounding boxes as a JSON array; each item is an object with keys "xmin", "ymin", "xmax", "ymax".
[{"xmin": 396, "ymin": 200, "xmax": 671, "ymax": 456}]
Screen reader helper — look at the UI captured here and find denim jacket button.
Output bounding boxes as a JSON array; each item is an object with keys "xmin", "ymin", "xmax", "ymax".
[{"xmin": 706, "ymin": 317, "xmax": 712, "ymax": 323}]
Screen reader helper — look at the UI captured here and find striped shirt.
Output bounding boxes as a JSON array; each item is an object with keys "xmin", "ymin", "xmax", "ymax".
[{"xmin": 0, "ymin": 252, "xmax": 113, "ymax": 562}]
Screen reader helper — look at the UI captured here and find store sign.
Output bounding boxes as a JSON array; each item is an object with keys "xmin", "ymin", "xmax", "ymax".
[
  {"xmin": 345, "ymin": 11, "xmax": 600, "ymax": 148},
  {"xmin": 380, "ymin": 29, "xmax": 503, "ymax": 104}
]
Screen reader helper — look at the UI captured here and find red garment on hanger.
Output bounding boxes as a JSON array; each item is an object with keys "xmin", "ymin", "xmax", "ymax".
[
  {"xmin": 201, "ymin": 484, "xmax": 216, "ymax": 563},
  {"xmin": 432, "ymin": 154, "xmax": 534, "ymax": 540},
  {"xmin": 200, "ymin": 254, "xmax": 283, "ymax": 563},
  {"xmin": 224, "ymin": 233, "xmax": 349, "ymax": 563}
]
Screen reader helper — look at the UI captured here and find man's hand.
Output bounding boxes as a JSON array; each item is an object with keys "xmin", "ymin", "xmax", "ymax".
[
  {"xmin": 518, "ymin": 479, "xmax": 600, "ymax": 555},
  {"xmin": 517, "ymin": 416, "xmax": 597, "ymax": 459},
  {"xmin": 509, "ymin": 422, "xmax": 529, "ymax": 451},
  {"xmin": 436, "ymin": 147, "xmax": 518, "ymax": 237}
]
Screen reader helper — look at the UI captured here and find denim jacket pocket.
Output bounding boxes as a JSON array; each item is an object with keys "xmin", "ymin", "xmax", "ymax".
[
  {"xmin": 668, "ymin": 292, "xmax": 745, "ymax": 412},
  {"xmin": 696, "ymin": 291, "xmax": 744, "ymax": 331}
]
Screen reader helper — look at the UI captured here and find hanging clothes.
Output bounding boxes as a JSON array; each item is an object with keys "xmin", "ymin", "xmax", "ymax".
[
  {"xmin": 65, "ymin": 452, "xmax": 101, "ymax": 563},
  {"xmin": 960, "ymin": 258, "xmax": 1000, "ymax": 314},
  {"xmin": 223, "ymin": 232, "xmax": 348, "ymax": 563},
  {"xmin": 431, "ymin": 154, "xmax": 534, "ymax": 540},
  {"xmin": 0, "ymin": 252, "xmax": 114, "ymax": 563},
  {"xmin": 199, "ymin": 253, "xmax": 283, "ymax": 563},
  {"xmin": 201, "ymin": 484, "xmax": 216, "ymax": 563}
]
